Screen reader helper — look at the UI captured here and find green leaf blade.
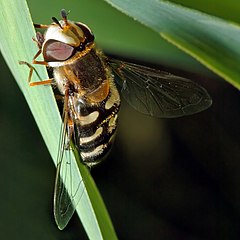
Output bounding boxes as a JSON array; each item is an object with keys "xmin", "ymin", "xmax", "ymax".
[{"xmin": 104, "ymin": 0, "xmax": 240, "ymax": 89}]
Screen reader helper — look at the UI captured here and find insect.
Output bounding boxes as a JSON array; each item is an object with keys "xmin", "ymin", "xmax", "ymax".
[{"xmin": 20, "ymin": 9, "xmax": 212, "ymax": 230}]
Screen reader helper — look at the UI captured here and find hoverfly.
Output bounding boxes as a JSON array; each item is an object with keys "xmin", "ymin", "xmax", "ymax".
[{"xmin": 20, "ymin": 9, "xmax": 212, "ymax": 230}]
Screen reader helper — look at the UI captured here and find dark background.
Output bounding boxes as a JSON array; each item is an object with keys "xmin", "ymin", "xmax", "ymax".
[{"xmin": 1, "ymin": 0, "xmax": 240, "ymax": 239}]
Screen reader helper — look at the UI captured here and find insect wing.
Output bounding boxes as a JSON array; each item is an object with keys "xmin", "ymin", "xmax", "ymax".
[
  {"xmin": 109, "ymin": 60, "xmax": 212, "ymax": 118},
  {"xmin": 54, "ymin": 101, "xmax": 84, "ymax": 230}
]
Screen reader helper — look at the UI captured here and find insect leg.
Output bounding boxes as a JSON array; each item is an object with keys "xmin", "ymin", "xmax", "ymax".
[
  {"xmin": 32, "ymin": 32, "xmax": 45, "ymax": 49},
  {"xmin": 19, "ymin": 61, "xmax": 53, "ymax": 86},
  {"xmin": 65, "ymin": 115, "xmax": 74, "ymax": 150},
  {"xmin": 19, "ymin": 46, "xmax": 52, "ymax": 86},
  {"xmin": 34, "ymin": 23, "xmax": 51, "ymax": 29},
  {"xmin": 63, "ymin": 87, "xmax": 76, "ymax": 150},
  {"xmin": 29, "ymin": 79, "xmax": 53, "ymax": 86},
  {"xmin": 32, "ymin": 48, "xmax": 48, "ymax": 66}
]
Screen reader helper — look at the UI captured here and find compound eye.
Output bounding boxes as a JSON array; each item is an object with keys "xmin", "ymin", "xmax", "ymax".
[{"xmin": 44, "ymin": 40, "xmax": 75, "ymax": 61}]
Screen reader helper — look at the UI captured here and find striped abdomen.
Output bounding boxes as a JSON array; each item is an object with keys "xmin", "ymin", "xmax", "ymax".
[{"xmin": 73, "ymin": 81, "xmax": 120, "ymax": 166}]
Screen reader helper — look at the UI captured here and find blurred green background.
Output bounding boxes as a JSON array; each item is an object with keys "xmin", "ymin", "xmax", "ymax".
[{"xmin": 1, "ymin": 0, "xmax": 240, "ymax": 239}]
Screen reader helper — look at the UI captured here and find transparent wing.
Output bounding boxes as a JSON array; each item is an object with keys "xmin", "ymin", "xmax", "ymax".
[
  {"xmin": 108, "ymin": 59, "xmax": 212, "ymax": 118},
  {"xmin": 54, "ymin": 95, "xmax": 84, "ymax": 230}
]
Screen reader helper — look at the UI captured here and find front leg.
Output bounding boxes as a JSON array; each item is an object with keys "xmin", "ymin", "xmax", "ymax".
[
  {"xmin": 19, "ymin": 60, "xmax": 53, "ymax": 86},
  {"xmin": 34, "ymin": 23, "xmax": 51, "ymax": 29},
  {"xmin": 19, "ymin": 31, "xmax": 52, "ymax": 86}
]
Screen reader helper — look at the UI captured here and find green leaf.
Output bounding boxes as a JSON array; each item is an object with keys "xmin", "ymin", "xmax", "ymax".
[
  {"xmin": 0, "ymin": 1, "xmax": 117, "ymax": 239},
  {"xmin": 104, "ymin": 0, "xmax": 240, "ymax": 89}
]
